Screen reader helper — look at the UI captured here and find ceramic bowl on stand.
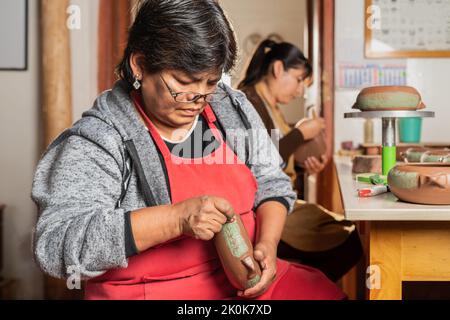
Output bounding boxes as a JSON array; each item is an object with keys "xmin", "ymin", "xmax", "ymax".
[{"xmin": 353, "ymin": 86, "xmax": 426, "ymax": 111}]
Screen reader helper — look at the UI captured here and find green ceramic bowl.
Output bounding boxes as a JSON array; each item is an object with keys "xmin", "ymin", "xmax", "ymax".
[{"xmin": 353, "ymin": 86, "xmax": 425, "ymax": 111}]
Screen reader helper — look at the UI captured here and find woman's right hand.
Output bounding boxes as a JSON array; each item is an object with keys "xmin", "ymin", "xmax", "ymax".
[
  {"xmin": 174, "ymin": 196, "xmax": 236, "ymax": 241},
  {"xmin": 296, "ymin": 118, "xmax": 325, "ymax": 140}
]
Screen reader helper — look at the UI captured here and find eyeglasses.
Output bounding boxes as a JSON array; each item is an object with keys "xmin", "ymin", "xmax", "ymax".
[{"xmin": 160, "ymin": 75, "xmax": 228, "ymax": 103}]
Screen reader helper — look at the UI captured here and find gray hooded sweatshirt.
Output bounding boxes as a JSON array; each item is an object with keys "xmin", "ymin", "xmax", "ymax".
[{"xmin": 31, "ymin": 80, "xmax": 296, "ymax": 280}]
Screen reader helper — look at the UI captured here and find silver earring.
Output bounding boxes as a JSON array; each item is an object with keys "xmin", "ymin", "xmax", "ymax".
[{"xmin": 133, "ymin": 74, "xmax": 141, "ymax": 90}]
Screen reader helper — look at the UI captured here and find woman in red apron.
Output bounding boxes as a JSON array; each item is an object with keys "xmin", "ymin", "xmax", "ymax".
[
  {"xmin": 32, "ymin": 0, "xmax": 345, "ymax": 300},
  {"xmin": 85, "ymin": 86, "xmax": 345, "ymax": 300}
]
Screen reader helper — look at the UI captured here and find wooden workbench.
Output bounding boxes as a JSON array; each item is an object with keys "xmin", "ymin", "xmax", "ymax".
[{"xmin": 334, "ymin": 156, "xmax": 450, "ymax": 300}]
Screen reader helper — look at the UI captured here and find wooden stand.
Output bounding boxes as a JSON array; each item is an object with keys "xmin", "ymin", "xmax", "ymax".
[
  {"xmin": 0, "ymin": 204, "xmax": 18, "ymax": 299},
  {"xmin": 0, "ymin": 279, "xmax": 17, "ymax": 300}
]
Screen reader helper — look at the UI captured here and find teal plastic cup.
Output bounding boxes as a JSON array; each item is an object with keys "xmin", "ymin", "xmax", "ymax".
[{"xmin": 399, "ymin": 117, "xmax": 422, "ymax": 143}]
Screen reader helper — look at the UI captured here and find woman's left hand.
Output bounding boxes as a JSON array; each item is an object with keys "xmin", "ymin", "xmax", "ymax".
[
  {"xmin": 237, "ymin": 240, "xmax": 278, "ymax": 299},
  {"xmin": 304, "ymin": 154, "xmax": 328, "ymax": 175}
]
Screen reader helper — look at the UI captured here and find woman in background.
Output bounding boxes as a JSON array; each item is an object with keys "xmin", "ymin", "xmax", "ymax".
[{"xmin": 239, "ymin": 39, "xmax": 363, "ymax": 282}]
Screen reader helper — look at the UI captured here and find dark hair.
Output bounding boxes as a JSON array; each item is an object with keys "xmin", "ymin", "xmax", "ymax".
[
  {"xmin": 117, "ymin": 0, "xmax": 237, "ymax": 88},
  {"xmin": 238, "ymin": 39, "xmax": 312, "ymax": 89}
]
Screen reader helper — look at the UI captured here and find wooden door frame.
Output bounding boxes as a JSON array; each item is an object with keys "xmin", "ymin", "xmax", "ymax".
[
  {"xmin": 310, "ymin": 0, "xmax": 339, "ymax": 213},
  {"xmin": 310, "ymin": 1, "xmax": 366, "ymax": 300}
]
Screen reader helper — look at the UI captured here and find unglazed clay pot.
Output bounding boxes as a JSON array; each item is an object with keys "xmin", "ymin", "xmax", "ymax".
[
  {"xmin": 402, "ymin": 148, "xmax": 450, "ymax": 163},
  {"xmin": 388, "ymin": 163, "xmax": 450, "ymax": 205},
  {"xmin": 352, "ymin": 155, "xmax": 382, "ymax": 174},
  {"xmin": 353, "ymin": 86, "xmax": 426, "ymax": 111},
  {"xmin": 214, "ymin": 214, "xmax": 262, "ymax": 290},
  {"xmin": 420, "ymin": 150, "xmax": 450, "ymax": 163},
  {"xmin": 294, "ymin": 131, "xmax": 327, "ymax": 168},
  {"xmin": 402, "ymin": 147, "xmax": 431, "ymax": 162},
  {"xmin": 365, "ymin": 145, "xmax": 382, "ymax": 156}
]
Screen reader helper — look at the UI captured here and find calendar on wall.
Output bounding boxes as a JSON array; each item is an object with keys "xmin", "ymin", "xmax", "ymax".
[
  {"xmin": 337, "ymin": 63, "xmax": 407, "ymax": 89},
  {"xmin": 365, "ymin": 0, "xmax": 450, "ymax": 58}
]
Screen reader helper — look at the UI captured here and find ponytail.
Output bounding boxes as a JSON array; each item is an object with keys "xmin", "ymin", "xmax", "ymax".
[
  {"xmin": 238, "ymin": 39, "xmax": 312, "ymax": 90},
  {"xmin": 238, "ymin": 39, "xmax": 276, "ymax": 89}
]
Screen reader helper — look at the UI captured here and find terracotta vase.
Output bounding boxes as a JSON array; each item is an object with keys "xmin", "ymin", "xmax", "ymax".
[
  {"xmin": 353, "ymin": 86, "xmax": 425, "ymax": 111},
  {"xmin": 388, "ymin": 163, "xmax": 450, "ymax": 205},
  {"xmin": 214, "ymin": 214, "xmax": 262, "ymax": 290},
  {"xmin": 294, "ymin": 131, "xmax": 327, "ymax": 168}
]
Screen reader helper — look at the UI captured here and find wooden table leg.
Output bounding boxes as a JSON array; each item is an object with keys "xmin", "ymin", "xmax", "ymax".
[
  {"xmin": 369, "ymin": 221, "xmax": 402, "ymax": 300},
  {"xmin": 369, "ymin": 221, "xmax": 450, "ymax": 300}
]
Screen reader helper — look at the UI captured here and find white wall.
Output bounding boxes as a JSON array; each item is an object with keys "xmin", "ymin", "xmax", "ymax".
[
  {"xmin": 220, "ymin": 0, "xmax": 308, "ymax": 123},
  {"xmin": 0, "ymin": 0, "xmax": 99, "ymax": 299},
  {"xmin": 0, "ymin": 0, "xmax": 43, "ymax": 299},
  {"xmin": 70, "ymin": 0, "xmax": 99, "ymax": 122},
  {"xmin": 334, "ymin": 0, "xmax": 450, "ymax": 151},
  {"xmin": 407, "ymin": 58, "xmax": 450, "ymax": 143}
]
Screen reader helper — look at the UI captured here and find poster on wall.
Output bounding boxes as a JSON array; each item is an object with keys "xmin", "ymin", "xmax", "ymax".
[
  {"xmin": 365, "ymin": 0, "xmax": 450, "ymax": 58},
  {"xmin": 0, "ymin": 0, "xmax": 28, "ymax": 70}
]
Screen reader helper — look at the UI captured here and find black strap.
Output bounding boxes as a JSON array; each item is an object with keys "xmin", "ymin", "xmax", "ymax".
[
  {"xmin": 229, "ymin": 96, "xmax": 252, "ymax": 170},
  {"xmin": 122, "ymin": 140, "xmax": 157, "ymax": 207}
]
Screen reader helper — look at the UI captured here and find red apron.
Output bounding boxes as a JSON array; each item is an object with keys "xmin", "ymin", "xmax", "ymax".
[{"xmin": 85, "ymin": 92, "xmax": 345, "ymax": 300}]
